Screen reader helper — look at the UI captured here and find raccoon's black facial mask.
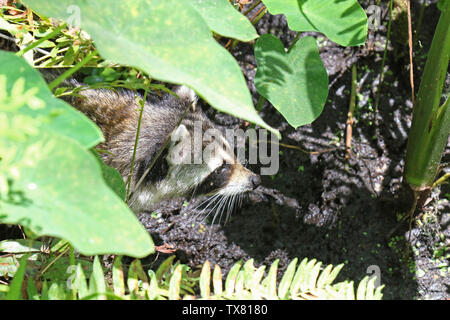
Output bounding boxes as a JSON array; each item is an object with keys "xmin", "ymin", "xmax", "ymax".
[{"xmin": 197, "ymin": 163, "xmax": 233, "ymax": 195}]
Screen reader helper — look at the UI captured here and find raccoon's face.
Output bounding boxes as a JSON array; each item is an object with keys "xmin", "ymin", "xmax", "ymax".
[
  {"xmin": 167, "ymin": 121, "xmax": 261, "ymax": 197},
  {"xmin": 131, "ymin": 111, "xmax": 261, "ymax": 213},
  {"xmin": 124, "ymin": 86, "xmax": 260, "ymax": 214},
  {"xmin": 50, "ymin": 72, "xmax": 259, "ymax": 214}
]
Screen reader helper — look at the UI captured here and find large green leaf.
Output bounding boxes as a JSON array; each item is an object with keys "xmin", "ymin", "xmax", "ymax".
[
  {"xmin": 22, "ymin": 0, "xmax": 279, "ymax": 137},
  {"xmin": 5, "ymin": 255, "xmax": 28, "ymax": 300},
  {"xmin": 92, "ymin": 151, "xmax": 126, "ymax": 201},
  {"xmin": 0, "ymin": 131, "xmax": 154, "ymax": 257},
  {"xmin": 262, "ymin": 0, "xmax": 367, "ymax": 46},
  {"xmin": 0, "ymin": 51, "xmax": 154, "ymax": 258},
  {"xmin": 254, "ymin": 35, "xmax": 328, "ymax": 128},
  {"xmin": 0, "ymin": 50, "xmax": 102, "ymax": 148},
  {"xmin": 188, "ymin": 0, "xmax": 258, "ymax": 41}
]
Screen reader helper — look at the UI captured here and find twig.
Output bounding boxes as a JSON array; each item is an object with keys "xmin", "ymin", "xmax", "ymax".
[
  {"xmin": 224, "ymin": 39, "xmax": 233, "ymax": 49},
  {"xmin": 261, "ymin": 140, "xmax": 338, "ymax": 155},
  {"xmin": 345, "ymin": 64, "xmax": 357, "ymax": 160},
  {"xmin": 406, "ymin": 0, "xmax": 415, "ymax": 105},
  {"xmin": 242, "ymin": 0, "xmax": 262, "ymax": 16},
  {"xmin": 249, "ymin": 5, "xmax": 266, "ymax": 23},
  {"xmin": 37, "ymin": 244, "xmax": 70, "ymax": 279}
]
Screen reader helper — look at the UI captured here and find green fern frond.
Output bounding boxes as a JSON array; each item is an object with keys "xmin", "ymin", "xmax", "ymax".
[
  {"xmin": 1, "ymin": 252, "xmax": 384, "ymax": 300},
  {"xmin": 198, "ymin": 257, "xmax": 384, "ymax": 300}
]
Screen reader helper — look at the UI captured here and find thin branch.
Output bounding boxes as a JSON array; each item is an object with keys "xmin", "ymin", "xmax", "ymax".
[
  {"xmin": 406, "ymin": 0, "xmax": 415, "ymax": 105},
  {"xmin": 345, "ymin": 64, "xmax": 358, "ymax": 160},
  {"xmin": 242, "ymin": 0, "xmax": 262, "ymax": 16}
]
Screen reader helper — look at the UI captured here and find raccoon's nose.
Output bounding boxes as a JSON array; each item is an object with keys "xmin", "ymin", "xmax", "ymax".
[{"xmin": 249, "ymin": 174, "xmax": 261, "ymax": 190}]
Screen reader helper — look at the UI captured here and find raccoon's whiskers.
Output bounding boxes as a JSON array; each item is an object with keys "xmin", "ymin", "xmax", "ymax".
[
  {"xmin": 204, "ymin": 194, "xmax": 226, "ymax": 224},
  {"xmin": 191, "ymin": 194, "xmax": 216, "ymax": 212},
  {"xmin": 229, "ymin": 195, "xmax": 236, "ymax": 223},
  {"xmin": 206, "ymin": 194, "xmax": 230, "ymax": 241},
  {"xmin": 189, "ymin": 184, "xmax": 199, "ymax": 201},
  {"xmin": 192, "ymin": 190, "xmax": 248, "ymax": 240},
  {"xmin": 225, "ymin": 194, "xmax": 237, "ymax": 224},
  {"xmin": 198, "ymin": 194, "xmax": 225, "ymax": 223},
  {"xmin": 238, "ymin": 193, "xmax": 244, "ymax": 208},
  {"xmin": 191, "ymin": 193, "xmax": 221, "ymax": 221},
  {"xmin": 216, "ymin": 195, "xmax": 231, "ymax": 226}
]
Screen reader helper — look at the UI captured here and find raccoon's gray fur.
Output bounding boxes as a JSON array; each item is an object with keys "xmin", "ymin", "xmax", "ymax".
[{"xmin": 42, "ymin": 70, "xmax": 261, "ymax": 213}]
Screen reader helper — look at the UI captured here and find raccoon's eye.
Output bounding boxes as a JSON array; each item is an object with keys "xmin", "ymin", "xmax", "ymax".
[{"xmin": 214, "ymin": 164, "xmax": 230, "ymax": 175}]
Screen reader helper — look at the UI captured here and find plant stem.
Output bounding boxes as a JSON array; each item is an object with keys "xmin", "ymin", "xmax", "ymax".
[
  {"xmin": 131, "ymin": 104, "xmax": 191, "ymax": 195},
  {"xmin": 288, "ymin": 32, "xmax": 301, "ymax": 53},
  {"xmin": 48, "ymin": 49, "xmax": 98, "ymax": 90},
  {"xmin": 16, "ymin": 23, "xmax": 66, "ymax": 57},
  {"xmin": 33, "ymin": 46, "xmax": 70, "ymax": 65},
  {"xmin": 406, "ymin": 0, "xmax": 415, "ymax": 105},
  {"xmin": 37, "ymin": 244, "xmax": 70, "ymax": 279},
  {"xmin": 345, "ymin": 64, "xmax": 358, "ymax": 159},
  {"xmin": 432, "ymin": 172, "xmax": 450, "ymax": 188},
  {"xmin": 243, "ymin": 0, "xmax": 262, "ymax": 16},
  {"xmin": 404, "ymin": 2, "xmax": 450, "ymax": 189},
  {"xmin": 256, "ymin": 94, "xmax": 266, "ymax": 112},
  {"xmin": 228, "ymin": 2, "xmax": 265, "ymax": 51},
  {"xmin": 250, "ymin": 6, "xmax": 267, "ymax": 24},
  {"xmin": 374, "ymin": 0, "xmax": 393, "ymax": 115},
  {"xmin": 414, "ymin": 0, "xmax": 427, "ymax": 44},
  {"xmin": 126, "ymin": 89, "xmax": 148, "ymax": 203}
]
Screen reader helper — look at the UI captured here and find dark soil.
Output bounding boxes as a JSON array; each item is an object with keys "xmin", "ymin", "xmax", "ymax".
[{"xmin": 137, "ymin": 0, "xmax": 449, "ymax": 300}]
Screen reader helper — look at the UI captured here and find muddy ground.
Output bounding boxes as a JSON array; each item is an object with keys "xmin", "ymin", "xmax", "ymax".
[{"xmin": 137, "ymin": 0, "xmax": 449, "ymax": 300}]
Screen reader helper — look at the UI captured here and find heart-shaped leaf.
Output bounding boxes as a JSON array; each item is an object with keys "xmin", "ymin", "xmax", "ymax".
[
  {"xmin": 254, "ymin": 34, "xmax": 328, "ymax": 128},
  {"xmin": 188, "ymin": 0, "xmax": 258, "ymax": 41},
  {"xmin": 0, "ymin": 132, "xmax": 154, "ymax": 257},
  {"xmin": 262, "ymin": 0, "xmax": 367, "ymax": 46},
  {"xmin": 0, "ymin": 51, "xmax": 154, "ymax": 258},
  {"xmin": 0, "ymin": 51, "xmax": 102, "ymax": 148},
  {"xmin": 22, "ymin": 0, "xmax": 279, "ymax": 138}
]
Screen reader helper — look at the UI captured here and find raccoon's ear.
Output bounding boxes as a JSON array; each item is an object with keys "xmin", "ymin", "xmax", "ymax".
[
  {"xmin": 169, "ymin": 124, "xmax": 192, "ymax": 165},
  {"xmin": 175, "ymin": 85, "xmax": 198, "ymax": 111}
]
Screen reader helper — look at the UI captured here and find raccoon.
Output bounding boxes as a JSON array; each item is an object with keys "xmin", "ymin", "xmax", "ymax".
[{"xmin": 44, "ymin": 71, "xmax": 261, "ymax": 213}]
